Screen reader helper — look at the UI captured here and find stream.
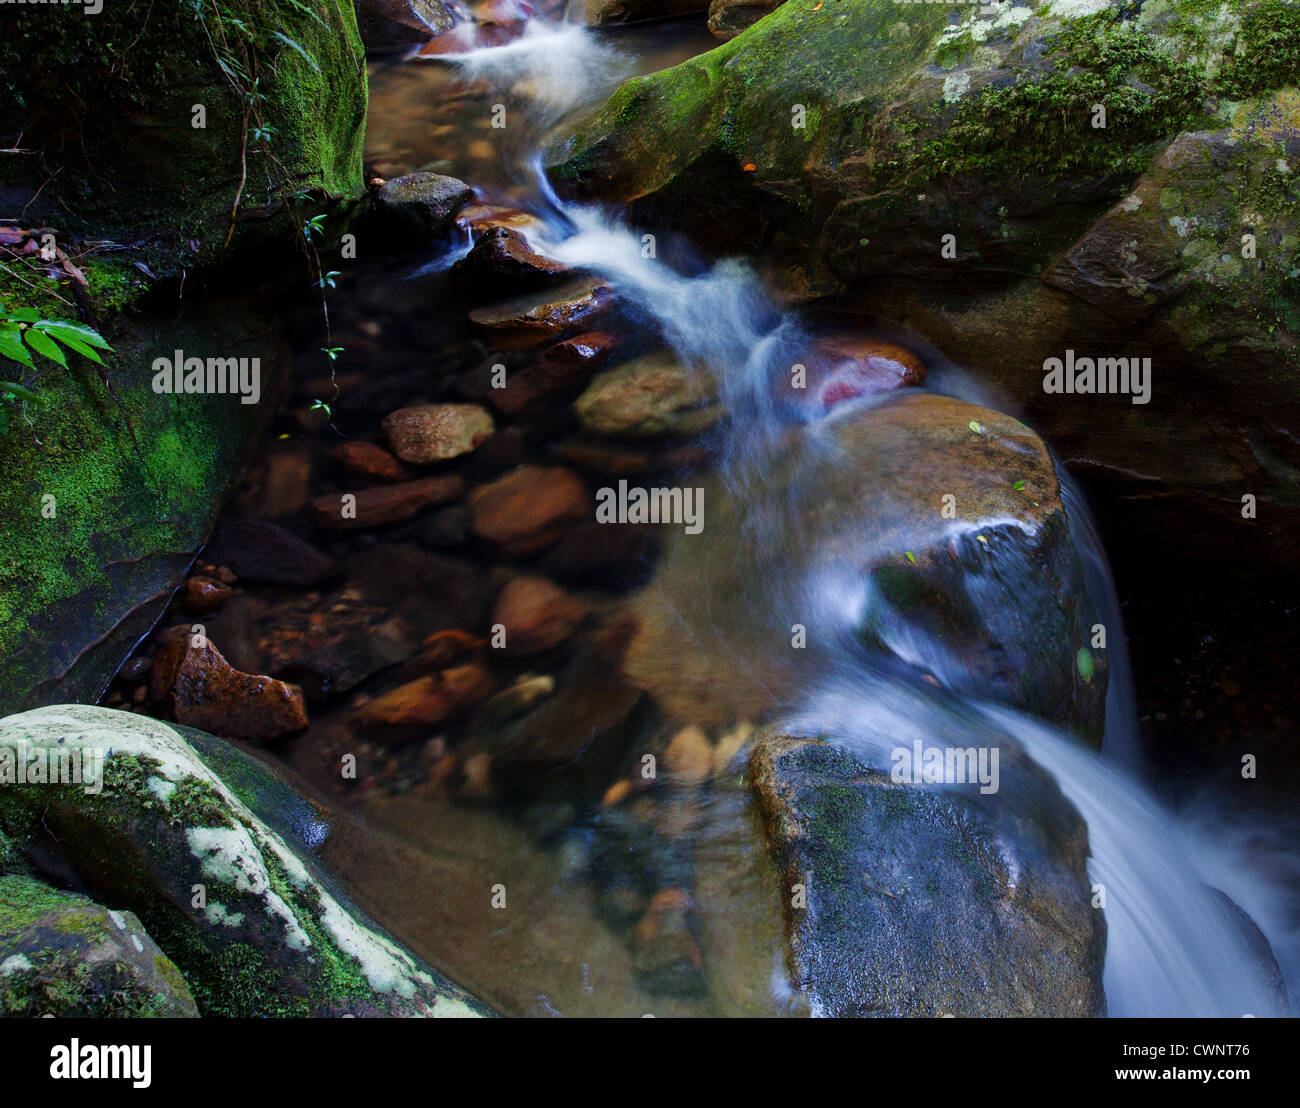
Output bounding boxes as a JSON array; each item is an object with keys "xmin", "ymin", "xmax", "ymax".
[{"xmin": 201, "ymin": 11, "xmax": 1297, "ymax": 1017}]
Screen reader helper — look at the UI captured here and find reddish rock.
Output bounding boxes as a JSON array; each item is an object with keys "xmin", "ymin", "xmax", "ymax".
[
  {"xmin": 150, "ymin": 638, "xmax": 308, "ymax": 742},
  {"xmin": 183, "ymin": 575, "xmax": 232, "ymax": 616},
  {"xmin": 331, "ymin": 441, "xmax": 414, "ymax": 482},
  {"xmin": 357, "ymin": 663, "xmax": 494, "ymax": 729},
  {"xmin": 492, "ymin": 576, "xmax": 587, "ymax": 654},
  {"xmin": 468, "ymin": 276, "xmax": 613, "ymax": 351},
  {"xmin": 309, "ymin": 475, "xmax": 465, "ymax": 529},
  {"xmin": 468, "ymin": 465, "xmax": 589, "ymax": 556},
  {"xmin": 453, "ymin": 204, "xmax": 547, "ymax": 241},
  {"xmin": 489, "ymin": 331, "xmax": 617, "ymax": 417},
  {"xmin": 383, "ymin": 403, "xmax": 495, "ymax": 464},
  {"xmin": 451, "ymin": 226, "xmax": 570, "ymax": 292},
  {"xmin": 782, "ymin": 334, "xmax": 926, "ymax": 410}
]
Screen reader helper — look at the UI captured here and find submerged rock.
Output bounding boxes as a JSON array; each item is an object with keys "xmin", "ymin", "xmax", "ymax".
[
  {"xmin": 492, "ymin": 576, "xmax": 588, "ymax": 655},
  {"xmin": 749, "ymin": 732, "xmax": 1106, "ymax": 1016},
  {"xmin": 0, "ymin": 705, "xmax": 489, "ymax": 1017},
  {"xmin": 0, "ymin": 875, "xmax": 198, "ymax": 1018},
  {"xmin": 308, "ymin": 474, "xmax": 465, "ymax": 528},
  {"xmin": 150, "ymin": 638, "xmax": 309, "ymax": 743},
  {"xmin": 468, "ymin": 465, "xmax": 591, "ymax": 556},
  {"xmin": 574, "ymin": 351, "xmax": 725, "ymax": 438},
  {"xmin": 383, "ymin": 403, "xmax": 495, "ymax": 464}
]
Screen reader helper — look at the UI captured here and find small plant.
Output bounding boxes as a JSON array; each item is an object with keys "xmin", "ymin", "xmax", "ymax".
[{"xmin": 0, "ymin": 306, "xmax": 112, "ymax": 434}]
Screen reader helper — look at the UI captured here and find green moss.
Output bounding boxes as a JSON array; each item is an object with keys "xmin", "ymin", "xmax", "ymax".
[{"xmin": 1216, "ymin": 0, "xmax": 1300, "ymax": 98}]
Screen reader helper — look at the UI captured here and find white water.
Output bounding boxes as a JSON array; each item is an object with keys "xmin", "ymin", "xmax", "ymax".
[{"xmin": 420, "ymin": 12, "xmax": 1297, "ymax": 1018}]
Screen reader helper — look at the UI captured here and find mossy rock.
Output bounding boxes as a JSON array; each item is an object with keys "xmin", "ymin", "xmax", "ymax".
[
  {"xmin": 0, "ymin": 874, "xmax": 199, "ymax": 1017},
  {"xmin": 551, "ymin": 0, "xmax": 1298, "ymax": 288},
  {"xmin": 0, "ymin": 0, "xmax": 368, "ymax": 288},
  {"xmin": 748, "ymin": 731, "xmax": 1106, "ymax": 1016},
  {"xmin": 0, "ymin": 705, "xmax": 491, "ymax": 1017}
]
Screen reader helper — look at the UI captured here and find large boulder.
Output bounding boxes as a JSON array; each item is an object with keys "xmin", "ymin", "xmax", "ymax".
[
  {"xmin": 584, "ymin": 0, "xmax": 708, "ymax": 25},
  {"xmin": 0, "ymin": 705, "xmax": 489, "ymax": 1017},
  {"xmin": 749, "ymin": 732, "xmax": 1106, "ymax": 1016},
  {"xmin": 624, "ymin": 392, "xmax": 1108, "ymax": 744}
]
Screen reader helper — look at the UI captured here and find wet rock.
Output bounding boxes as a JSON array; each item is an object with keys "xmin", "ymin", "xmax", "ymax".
[
  {"xmin": 417, "ymin": 504, "xmax": 472, "ymax": 548},
  {"xmin": 383, "ymin": 403, "xmax": 495, "ymax": 464},
  {"xmin": 664, "ymin": 725, "xmax": 712, "ymax": 786},
  {"xmin": 375, "ymin": 172, "xmax": 474, "ymax": 243},
  {"xmin": 708, "ymin": 0, "xmax": 783, "ymax": 40},
  {"xmin": 781, "ymin": 334, "xmax": 926, "ymax": 410},
  {"xmin": 356, "ymin": 0, "xmax": 457, "ymax": 51},
  {"xmin": 345, "ymin": 546, "xmax": 487, "ymax": 630},
  {"xmin": 489, "ymin": 330, "xmax": 617, "ymax": 417},
  {"xmin": 0, "ymin": 705, "xmax": 489, "ymax": 1016},
  {"xmin": 0, "ymin": 875, "xmax": 198, "ymax": 1017},
  {"xmin": 749, "ymin": 733, "xmax": 1105, "ymax": 1016},
  {"xmin": 625, "ymin": 392, "xmax": 1107, "ymax": 743},
  {"xmin": 468, "ymin": 465, "xmax": 590, "ymax": 556},
  {"xmin": 574, "ymin": 351, "xmax": 723, "ymax": 437},
  {"xmin": 539, "ymin": 519, "xmax": 659, "ymax": 587},
  {"xmin": 332, "ymin": 441, "xmax": 415, "ymax": 482},
  {"xmin": 483, "ymin": 675, "xmax": 556, "ymax": 725},
  {"xmin": 120, "ymin": 656, "xmax": 152, "ymax": 682},
  {"xmin": 206, "ymin": 520, "xmax": 337, "ymax": 586},
  {"xmin": 276, "ymin": 619, "xmax": 419, "ymax": 700},
  {"xmin": 150, "ymin": 638, "xmax": 309, "ymax": 742},
  {"xmin": 586, "ymin": 0, "xmax": 705, "ymax": 25},
  {"xmin": 492, "ymin": 576, "xmax": 587, "ymax": 655},
  {"xmin": 469, "ymin": 276, "xmax": 614, "ymax": 351},
  {"xmin": 358, "ymin": 664, "xmax": 495, "ymax": 729},
  {"xmin": 630, "ymin": 888, "xmax": 706, "ymax": 999},
  {"xmin": 183, "ymin": 575, "xmax": 232, "ymax": 616},
  {"xmin": 454, "ymin": 203, "xmax": 548, "ymax": 240},
  {"xmin": 451, "ymin": 226, "xmax": 571, "ymax": 292},
  {"xmin": 309, "ymin": 475, "xmax": 465, "ymax": 529}
]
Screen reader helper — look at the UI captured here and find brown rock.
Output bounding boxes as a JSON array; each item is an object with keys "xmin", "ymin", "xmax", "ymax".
[
  {"xmin": 488, "ymin": 330, "xmax": 617, "ymax": 417},
  {"xmin": 468, "ymin": 465, "xmax": 589, "ymax": 556},
  {"xmin": 383, "ymin": 403, "xmax": 495, "ymax": 464},
  {"xmin": 492, "ymin": 576, "xmax": 587, "ymax": 654},
  {"xmin": 468, "ymin": 276, "xmax": 613, "ymax": 351},
  {"xmin": 331, "ymin": 441, "xmax": 414, "ymax": 482},
  {"xmin": 150, "ymin": 638, "xmax": 308, "ymax": 742},
  {"xmin": 779, "ymin": 334, "xmax": 926, "ymax": 410},
  {"xmin": 451, "ymin": 226, "xmax": 570, "ymax": 292},
  {"xmin": 574, "ymin": 350, "xmax": 723, "ymax": 437},
  {"xmin": 358, "ymin": 663, "xmax": 494, "ymax": 729},
  {"xmin": 183, "ymin": 575, "xmax": 232, "ymax": 616},
  {"xmin": 453, "ymin": 204, "xmax": 547, "ymax": 240},
  {"xmin": 309, "ymin": 475, "xmax": 464, "ymax": 529},
  {"xmin": 664, "ymin": 725, "xmax": 713, "ymax": 786},
  {"xmin": 205, "ymin": 520, "xmax": 337, "ymax": 586}
]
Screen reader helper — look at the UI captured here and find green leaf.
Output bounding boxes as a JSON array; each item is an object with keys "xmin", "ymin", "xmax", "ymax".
[
  {"xmin": 271, "ymin": 31, "xmax": 322, "ymax": 74},
  {"xmin": 23, "ymin": 327, "xmax": 67, "ymax": 367},
  {"xmin": 4, "ymin": 308, "xmax": 41, "ymax": 323},
  {"xmin": 1012, "ymin": 479, "xmax": 1026, "ymax": 491},
  {"xmin": 0, "ymin": 323, "xmax": 35, "ymax": 367},
  {"xmin": 0, "ymin": 380, "xmax": 41, "ymax": 404},
  {"xmin": 968, "ymin": 420, "xmax": 983, "ymax": 434},
  {"xmin": 1076, "ymin": 647, "xmax": 1095, "ymax": 684},
  {"xmin": 47, "ymin": 332, "xmax": 105, "ymax": 364},
  {"xmin": 35, "ymin": 319, "xmax": 111, "ymax": 350},
  {"xmin": 905, "ymin": 551, "xmax": 916, "ymax": 565}
]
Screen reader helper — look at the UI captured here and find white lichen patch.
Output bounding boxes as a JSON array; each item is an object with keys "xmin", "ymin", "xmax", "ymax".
[
  {"xmin": 1169, "ymin": 215, "xmax": 1198, "ymax": 238},
  {"xmin": 148, "ymin": 776, "xmax": 176, "ymax": 806},
  {"xmin": 186, "ymin": 825, "xmax": 311, "ymax": 951},
  {"xmin": 1, "ymin": 953, "xmax": 33, "ymax": 975},
  {"xmin": 943, "ymin": 71, "xmax": 972, "ymax": 104},
  {"xmin": 1120, "ymin": 194, "xmax": 1143, "ymax": 212},
  {"xmin": 203, "ymin": 902, "xmax": 245, "ymax": 929},
  {"xmin": 1043, "ymin": 0, "xmax": 1113, "ymax": 19}
]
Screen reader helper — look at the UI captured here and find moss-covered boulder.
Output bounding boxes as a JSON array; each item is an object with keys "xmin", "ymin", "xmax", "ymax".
[
  {"xmin": 552, "ymin": 0, "xmax": 1287, "ymax": 285},
  {"xmin": 749, "ymin": 732, "xmax": 1106, "ymax": 1016},
  {"xmin": 0, "ymin": 1, "xmax": 371, "ymax": 712},
  {"xmin": 0, "ymin": 705, "xmax": 489, "ymax": 1016},
  {"xmin": 624, "ymin": 392, "xmax": 1107, "ymax": 744},
  {"xmin": 0, "ymin": 874, "xmax": 199, "ymax": 1017}
]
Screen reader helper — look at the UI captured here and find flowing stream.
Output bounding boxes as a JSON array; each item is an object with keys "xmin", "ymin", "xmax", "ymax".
[{"xmin": 300, "ymin": 11, "xmax": 1299, "ymax": 1017}]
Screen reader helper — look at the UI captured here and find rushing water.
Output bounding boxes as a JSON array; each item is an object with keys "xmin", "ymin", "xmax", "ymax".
[{"xmin": 320, "ymin": 12, "xmax": 1300, "ymax": 1016}]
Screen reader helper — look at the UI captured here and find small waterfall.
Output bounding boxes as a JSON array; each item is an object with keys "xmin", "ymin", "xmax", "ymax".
[{"xmin": 417, "ymin": 10, "xmax": 1297, "ymax": 1018}]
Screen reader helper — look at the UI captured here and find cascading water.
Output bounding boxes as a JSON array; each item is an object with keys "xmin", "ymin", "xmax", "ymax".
[{"xmin": 416, "ymin": 12, "xmax": 1295, "ymax": 1017}]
